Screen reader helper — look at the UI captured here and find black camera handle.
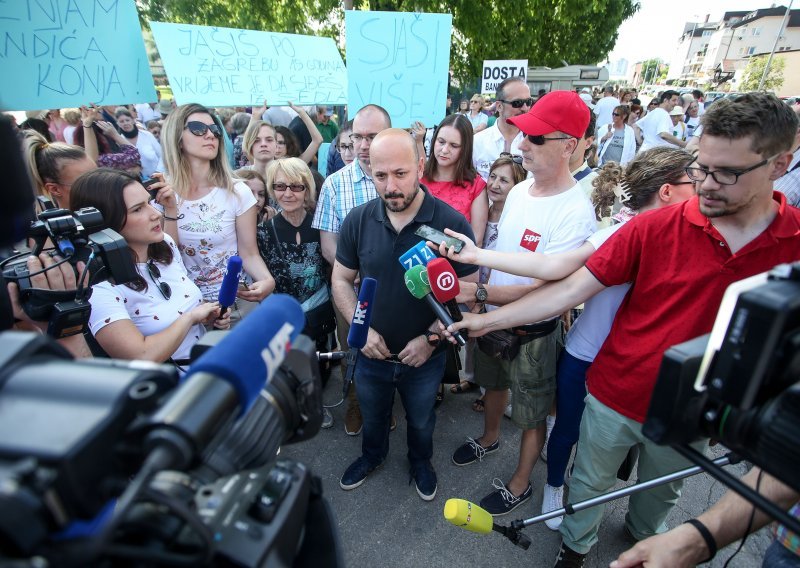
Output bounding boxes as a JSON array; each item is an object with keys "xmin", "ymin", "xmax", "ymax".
[
  {"xmin": 674, "ymin": 444, "xmax": 800, "ymax": 536},
  {"xmin": 491, "ymin": 454, "xmax": 736, "ymax": 550}
]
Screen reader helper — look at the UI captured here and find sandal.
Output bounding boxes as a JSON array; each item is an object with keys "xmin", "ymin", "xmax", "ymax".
[
  {"xmin": 472, "ymin": 397, "xmax": 485, "ymax": 413},
  {"xmin": 450, "ymin": 380, "xmax": 478, "ymax": 394},
  {"xmin": 434, "ymin": 384, "xmax": 445, "ymax": 409}
]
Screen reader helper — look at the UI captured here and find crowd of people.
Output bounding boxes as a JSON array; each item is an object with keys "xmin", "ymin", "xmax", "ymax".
[{"xmin": 8, "ymin": 75, "xmax": 800, "ymax": 567}]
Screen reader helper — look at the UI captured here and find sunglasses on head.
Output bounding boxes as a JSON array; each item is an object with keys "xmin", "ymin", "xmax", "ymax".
[
  {"xmin": 185, "ymin": 120, "xmax": 222, "ymax": 138},
  {"xmin": 525, "ymin": 134, "xmax": 573, "ymax": 145},
  {"xmin": 499, "ymin": 97, "xmax": 534, "ymax": 109},
  {"xmin": 499, "ymin": 152, "xmax": 524, "ymax": 165}
]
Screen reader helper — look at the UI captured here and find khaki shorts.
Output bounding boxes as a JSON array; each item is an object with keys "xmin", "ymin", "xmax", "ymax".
[{"xmin": 474, "ymin": 328, "xmax": 559, "ymax": 430}]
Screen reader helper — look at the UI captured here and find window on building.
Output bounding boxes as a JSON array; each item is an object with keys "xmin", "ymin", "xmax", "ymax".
[
  {"xmin": 747, "ymin": 46, "xmax": 756, "ymax": 55},
  {"xmin": 702, "ymin": 30, "xmax": 712, "ymax": 37},
  {"xmin": 738, "ymin": 47, "xmax": 745, "ymax": 55},
  {"xmin": 752, "ymin": 27, "xmax": 761, "ymax": 36}
]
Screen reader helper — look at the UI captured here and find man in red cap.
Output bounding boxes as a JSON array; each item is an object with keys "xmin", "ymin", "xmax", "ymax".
[{"xmin": 451, "ymin": 91, "xmax": 596, "ymax": 516}]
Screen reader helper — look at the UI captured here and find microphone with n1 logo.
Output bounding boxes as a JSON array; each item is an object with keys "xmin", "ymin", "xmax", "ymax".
[
  {"xmin": 426, "ymin": 257, "xmax": 462, "ymax": 323},
  {"xmin": 217, "ymin": 255, "xmax": 243, "ymax": 317},
  {"xmin": 342, "ymin": 277, "xmax": 377, "ymax": 397},
  {"xmin": 398, "ymin": 240, "xmax": 436, "ymax": 271},
  {"xmin": 403, "ymin": 265, "xmax": 466, "ymax": 347}
]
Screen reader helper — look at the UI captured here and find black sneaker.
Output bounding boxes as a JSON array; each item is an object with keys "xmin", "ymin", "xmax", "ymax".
[
  {"xmin": 452, "ymin": 436, "xmax": 499, "ymax": 466},
  {"xmin": 552, "ymin": 541, "xmax": 586, "ymax": 568},
  {"xmin": 409, "ymin": 461, "xmax": 437, "ymax": 501},
  {"xmin": 479, "ymin": 478, "xmax": 532, "ymax": 516},
  {"xmin": 339, "ymin": 456, "xmax": 382, "ymax": 490}
]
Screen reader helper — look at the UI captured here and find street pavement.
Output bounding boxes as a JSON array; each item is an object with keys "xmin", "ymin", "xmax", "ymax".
[{"xmin": 281, "ymin": 366, "xmax": 771, "ymax": 567}]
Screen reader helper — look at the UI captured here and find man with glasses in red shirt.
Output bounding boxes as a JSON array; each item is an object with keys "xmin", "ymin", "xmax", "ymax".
[
  {"xmin": 446, "ymin": 92, "xmax": 800, "ymax": 567},
  {"xmin": 472, "ymin": 77, "xmax": 533, "ymax": 182}
]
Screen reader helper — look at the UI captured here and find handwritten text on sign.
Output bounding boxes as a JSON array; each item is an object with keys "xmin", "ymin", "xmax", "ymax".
[
  {"xmin": 0, "ymin": 0, "xmax": 156, "ymax": 110},
  {"xmin": 150, "ymin": 22, "xmax": 347, "ymax": 107},
  {"xmin": 346, "ymin": 11, "xmax": 452, "ymax": 126}
]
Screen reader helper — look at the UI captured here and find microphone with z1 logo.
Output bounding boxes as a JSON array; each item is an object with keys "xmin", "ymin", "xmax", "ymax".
[
  {"xmin": 398, "ymin": 240, "xmax": 436, "ymax": 270},
  {"xmin": 403, "ymin": 265, "xmax": 466, "ymax": 346},
  {"xmin": 426, "ymin": 257, "xmax": 462, "ymax": 323},
  {"xmin": 217, "ymin": 255, "xmax": 243, "ymax": 317},
  {"xmin": 342, "ymin": 277, "xmax": 377, "ymax": 397}
]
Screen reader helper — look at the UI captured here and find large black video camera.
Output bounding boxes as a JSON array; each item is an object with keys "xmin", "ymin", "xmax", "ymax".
[
  {"xmin": 0, "ymin": 330, "xmax": 340, "ymax": 567},
  {"xmin": 645, "ymin": 262, "xmax": 800, "ymax": 494},
  {"xmin": 1, "ymin": 206, "xmax": 137, "ymax": 337}
]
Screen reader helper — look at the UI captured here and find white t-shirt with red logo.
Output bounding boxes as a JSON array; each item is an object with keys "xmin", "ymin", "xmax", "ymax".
[{"xmin": 487, "ymin": 180, "xmax": 595, "ymax": 317}]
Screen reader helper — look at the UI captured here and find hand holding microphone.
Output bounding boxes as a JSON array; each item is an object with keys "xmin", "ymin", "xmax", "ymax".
[
  {"xmin": 403, "ymin": 265, "xmax": 467, "ymax": 346},
  {"xmin": 217, "ymin": 255, "xmax": 242, "ymax": 317}
]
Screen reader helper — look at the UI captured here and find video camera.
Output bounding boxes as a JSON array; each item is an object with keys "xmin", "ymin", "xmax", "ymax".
[
  {"xmin": 1, "ymin": 206, "xmax": 137, "ymax": 337},
  {"xmin": 0, "ymin": 297, "xmax": 341, "ymax": 567},
  {"xmin": 645, "ymin": 261, "xmax": 800, "ymax": 494}
]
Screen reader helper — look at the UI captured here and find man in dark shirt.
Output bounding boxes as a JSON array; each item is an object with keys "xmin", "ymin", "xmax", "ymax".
[{"xmin": 332, "ymin": 128, "xmax": 478, "ymax": 501}]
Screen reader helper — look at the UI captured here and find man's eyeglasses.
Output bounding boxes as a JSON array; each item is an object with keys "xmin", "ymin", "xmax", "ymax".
[
  {"xmin": 350, "ymin": 133, "xmax": 379, "ymax": 144},
  {"xmin": 499, "ymin": 152, "xmax": 524, "ymax": 165},
  {"xmin": 337, "ymin": 143, "xmax": 355, "ymax": 152},
  {"xmin": 499, "ymin": 98, "xmax": 534, "ymax": 109},
  {"xmin": 526, "ymin": 134, "xmax": 573, "ymax": 145},
  {"xmin": 184, "ymin": 121, "xmax": 222, "ymax": 138},
  {"xmin": 685, "ymin": 155, "xmax": 777, "ymax": 186},
  {"xmin": 272, "ymin": 182, "xmax": 306, "ymax": 193},
  {"xmin": 146, "ymin": 260, "xmax": 172, "ymax": 301}
]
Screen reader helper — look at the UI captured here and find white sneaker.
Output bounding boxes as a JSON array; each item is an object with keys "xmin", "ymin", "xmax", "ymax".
[
  {"xmin": 541, "ymin": 414, "xmax": 556, "ymax": 462},
  {"xmin": 504, "ymin": 403, "xmax": 512, "ymax": 418},
  {"xmin": 542, "ymin": 483, "xmax": 564, "ymax": 531},
  {"xmin": 321, "ymin": 408, "xmax": 334, "ymax": 429}
]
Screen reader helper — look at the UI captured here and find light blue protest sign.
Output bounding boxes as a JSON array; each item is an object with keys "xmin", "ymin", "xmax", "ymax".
[
  {"xmin": 345, "ymin": 11, "xmax": 452, "ymax": 127},
  {"xmin": 150, "ymin": 22, "xmax": 347, "ymax": 107},
  {"xmin": 0, "ymin": 0, "xmax": 156, "ymax": 111}
]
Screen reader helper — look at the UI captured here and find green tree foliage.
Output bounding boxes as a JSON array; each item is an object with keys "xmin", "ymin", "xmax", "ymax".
[
  {"xmin": 739, "ymin": 55, "xmax": 785, "ymax": 92},
  {"xmin": 137, "ymin": 0, "xmax": 640, "ymax": 85}
]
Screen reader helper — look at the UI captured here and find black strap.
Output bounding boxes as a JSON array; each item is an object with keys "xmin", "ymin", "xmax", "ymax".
[{"xmin": 684, "ymin": 519, "xmax": 717, "ymax": 563}]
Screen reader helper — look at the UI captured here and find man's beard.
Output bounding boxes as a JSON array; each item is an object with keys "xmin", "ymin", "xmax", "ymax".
[{"xmin": 383, "ymin": 185, "xmax": 419, "ymax": 212}]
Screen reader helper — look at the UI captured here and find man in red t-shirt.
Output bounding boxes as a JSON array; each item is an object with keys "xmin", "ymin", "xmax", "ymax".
[{"xmin": 448, "ymin": 92, "xmax": 800, "ymax": 567}]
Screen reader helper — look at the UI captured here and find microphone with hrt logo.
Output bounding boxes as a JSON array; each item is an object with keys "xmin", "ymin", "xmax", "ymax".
[{"xmin": 342, "ymin": 277, "xmax": 377, "ymax": 397}]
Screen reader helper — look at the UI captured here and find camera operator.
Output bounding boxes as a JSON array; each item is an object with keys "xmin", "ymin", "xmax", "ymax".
[
  {"xmin": 611, "ymin": 467, "xmax": 799, "ymax": 567},
  {"xmin": 70, "ymin": 168, "xmax": 230, "ymax": 367},
  {"xmin": 445, "ymin": 93, "xmax": 800, "ymax": 567},
  {"xmin": 5, "ymin": 252, "xmax": 92, "ymax": 358}
]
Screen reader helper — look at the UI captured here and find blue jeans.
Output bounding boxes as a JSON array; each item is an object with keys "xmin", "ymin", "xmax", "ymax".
[
  {"xmin": 764, "ymin": 540, "xmax": 800, "ymax": 567},
  {"xmin": 355, "ymin": 352, "xmax": 445, "ymax": 468},
  {"xmin": 547, "ymin": 351, "xmax": 591, "ymax": 487}
]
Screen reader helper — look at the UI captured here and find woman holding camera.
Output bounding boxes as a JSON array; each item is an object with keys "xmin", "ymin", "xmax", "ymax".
[
  {"xmin": 72, "ymin": 168, "xmax": 230, "ymax": 365},
  {"xmin": 160, "ymin": 103, "xmax": 274, "ymax": 313}
]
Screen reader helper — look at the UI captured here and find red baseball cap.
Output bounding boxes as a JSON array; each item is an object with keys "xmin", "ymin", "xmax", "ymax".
[{"xmin": 506, "ymin": 91, "xmax": 590, "ymax": 139}]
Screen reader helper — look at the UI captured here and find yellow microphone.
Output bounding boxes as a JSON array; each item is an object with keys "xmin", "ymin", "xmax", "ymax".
[{"xmin": 443, "ymin": 499, "xmax": 494, "ymax": 534}]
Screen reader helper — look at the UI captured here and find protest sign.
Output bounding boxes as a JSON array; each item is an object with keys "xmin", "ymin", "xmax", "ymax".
[
  {"xmin": 150, "ymin": 22, "xmax": 347, "ymax": 107},
  {"xmin": 0, "ymin": 0, "xmax": 156, "ymax": 111},
  {"xmin": 481, "ymin": 60, "xmax": 528, "ymax": 94},
  {"xmin": 346, "ymin": 11, "xmax": 452, "ymax": 127}
]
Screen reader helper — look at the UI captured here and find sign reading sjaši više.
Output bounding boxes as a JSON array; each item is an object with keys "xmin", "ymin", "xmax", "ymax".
[
  {"xmin": 150, "ymin": 21, "xmax": 347, "ymax": 107},
  {"xmin": 0, "ymin": 0, "xmax": 156, "ymax": 110}
]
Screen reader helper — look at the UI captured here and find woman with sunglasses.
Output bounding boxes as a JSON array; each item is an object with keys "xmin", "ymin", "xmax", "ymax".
[
  {"xmin": 256, "ymin": 158, "xmax": 336, "ymax": 424},
  {"xmin": 160, "ymin": 103, "xmax": 274, "ymax": 314},
  {"xmin": 597, "ymin": 105, "xmax": 637, "ymax": 166},
  {"xmin": 72, "ymin": 168, "xmax": 230, "ymax": 366},
  {"xmin": 421, "ymin": 113, "xmax": 489, "ymax": 246}
]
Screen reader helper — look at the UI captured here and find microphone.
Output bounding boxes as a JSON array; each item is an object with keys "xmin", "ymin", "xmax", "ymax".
[
  {"xmin": 317, "ymin": 351, "xmax": 346, "ymax": 361},
  {"xmin": 443, "ymin": 499, "xmax": 494, "ymax": 534},
  {"xmin": 342, "ymin": 277, "xmax": 377, "ymax": 397},
  {"xmin": 403, "ymin": 265, "xmax": 466, "ymax": 347},
  {"xmin": 217, "ymin": 255, "xmax": 243, "ymax": 316},
  {"xmin": 398, "ymin": 240, "xmax": 435, "ymax": 270},
  {"xmin": 427, "ymin": 257, "xmax": 462, "ymax": 323},
  {"xmin": 146, "ymin": 294, "xmax": 305, "ymax": 470}
]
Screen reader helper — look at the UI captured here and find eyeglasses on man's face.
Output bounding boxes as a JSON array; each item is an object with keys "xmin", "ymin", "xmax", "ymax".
[{"xmin": 685, "ymin": 154, "xmax": 779, "ymax": 186}]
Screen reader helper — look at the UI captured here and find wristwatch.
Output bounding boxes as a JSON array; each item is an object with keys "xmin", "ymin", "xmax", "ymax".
[
  {"xmin": 475, "ymin": 283, "xmax": 488, "ymax": 303},
  {"xmin": 423, "ymin": 330, "xmax": 441, "ymax": 347}
]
